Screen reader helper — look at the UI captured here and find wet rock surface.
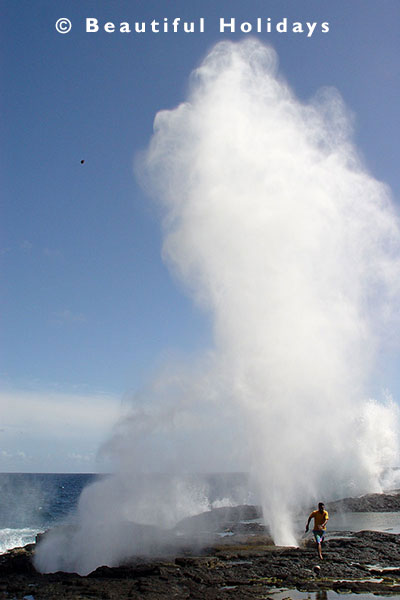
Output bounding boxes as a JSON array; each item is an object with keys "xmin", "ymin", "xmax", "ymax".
[
  {"xmin": 2, "ymin": 530, "xmax": 400, "ymax": 599},
  {"xmin": 1, "ymin": 499, "xmax": 400, "ymax": 599},
  {"xmin": 328, "ymin": 489, "xmax": 400, "ymax": 513}
]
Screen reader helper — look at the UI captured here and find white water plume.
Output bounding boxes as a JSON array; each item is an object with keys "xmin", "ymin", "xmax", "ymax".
[
  {"xmin": 35, "ymin": 39, "xmax": 400, "ymax": 573},
  {"xmin": 141, "ymin": 39, "xmax": 400, "ymax": 544}
]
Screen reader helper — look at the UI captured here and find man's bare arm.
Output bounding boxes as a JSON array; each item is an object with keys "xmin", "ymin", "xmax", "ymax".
[{"xmin": 305, "ymin": 515, "xmax": 312, "ymax": 532}]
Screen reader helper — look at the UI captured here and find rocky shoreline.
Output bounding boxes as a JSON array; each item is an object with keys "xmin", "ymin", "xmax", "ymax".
[
  {"xmin": 328, "ymin": 488, "xmax": 400, "ymax": 513},
  {"xmin": 1, "ymin": 492, "xmax": 400, "ymax": 599}
]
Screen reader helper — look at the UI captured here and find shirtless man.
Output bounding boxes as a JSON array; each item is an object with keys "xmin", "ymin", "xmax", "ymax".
[{"xmin": 305, "ymin": 502, "xmax": 329, "ymax": 560}]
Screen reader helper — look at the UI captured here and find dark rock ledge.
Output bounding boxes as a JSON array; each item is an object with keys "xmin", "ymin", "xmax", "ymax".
[
  {"xmin": 328, "ymin": 489, "xmax": 400, "ymax": 513},
  {"xmin": 2, "ymin": 529, "xmax": 400, "ymax": 599},
  {"xmin": 1, "ymin": 495, "xmax": 400, "ymax": 599}
]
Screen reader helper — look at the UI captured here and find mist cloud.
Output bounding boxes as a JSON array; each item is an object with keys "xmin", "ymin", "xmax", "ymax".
[
  {"xmin": 141, "ymin": 38, "xmax": 400, "ymax": 543},
  {"xmin": 36, "ymin": 39, "xmax": 400, "ymax": 572}
]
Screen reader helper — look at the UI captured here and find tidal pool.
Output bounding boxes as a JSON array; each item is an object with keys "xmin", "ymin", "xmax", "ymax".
[{"xmin": 269, "ymin": 591, "xmax": 397, "ymax": 600}]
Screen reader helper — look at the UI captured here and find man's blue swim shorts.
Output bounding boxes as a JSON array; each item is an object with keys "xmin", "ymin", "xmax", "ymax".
[{"xmin": 313, "ymin": 530, "xmax": 325, "ymax": 544}]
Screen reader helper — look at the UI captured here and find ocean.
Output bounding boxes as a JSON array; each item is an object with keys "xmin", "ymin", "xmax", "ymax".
[
  {"xmin": 0, "ymin": 473, "xmax": 98, "ymax": 553},
  {"xmin": 1, "ymin": 472, "xmax": 400, "ymax": 556},
  {"xmin": 0, "ymin": 472, "xmax": 252, "ymax": 554}
]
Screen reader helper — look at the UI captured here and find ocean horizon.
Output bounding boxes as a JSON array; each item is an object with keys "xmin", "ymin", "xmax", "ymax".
[
  {"xmin": 0, "ymin": 472, "xmax": 253, "ymax": 554},
  {"xmin": 2, "ymin": 471, "xmax": 400, "ymax": 556}
]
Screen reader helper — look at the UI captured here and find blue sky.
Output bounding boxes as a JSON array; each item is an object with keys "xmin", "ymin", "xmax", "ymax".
[{"xmin": 1, "ymin": 0, "xmax": 399, "ymax": 472}]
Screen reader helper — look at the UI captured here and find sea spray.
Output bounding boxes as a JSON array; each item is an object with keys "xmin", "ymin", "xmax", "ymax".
[
  {"xmin": 141, "ymin": 38, "xmax": 400, "ymax": 544},
  {"xmin": 35, "ymin": 39, "xmax": 400, "ymax": 573}
]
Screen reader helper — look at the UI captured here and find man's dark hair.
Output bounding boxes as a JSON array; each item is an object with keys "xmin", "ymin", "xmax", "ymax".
[{"xmin": 318, "ymin": 502, "xmax": 325, "ymax": 509}]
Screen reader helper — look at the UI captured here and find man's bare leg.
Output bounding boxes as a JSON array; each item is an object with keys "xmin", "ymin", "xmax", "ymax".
[{"xmin": 317, "ymin": 542, "xmax": 323, "ymax": 560}]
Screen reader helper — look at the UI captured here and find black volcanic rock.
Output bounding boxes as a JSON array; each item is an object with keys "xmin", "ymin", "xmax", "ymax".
[
  {"xmin": 174, "ymin": 504, "xmax": 263, "ymax": 534},
  {"xmin": 328, "ymin": 490, "xmax": 400, "ymax": 513},
  {"xmin": 2, "ymin": 530, "xmax": 400, "ymax": 598},
  {"xmin": 0, "ymin": 545, "xmax": 36, "ymax": 576},
  {"xmin": 2, "ymin": 495, "xmax": 400, "ymax": 598}
]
